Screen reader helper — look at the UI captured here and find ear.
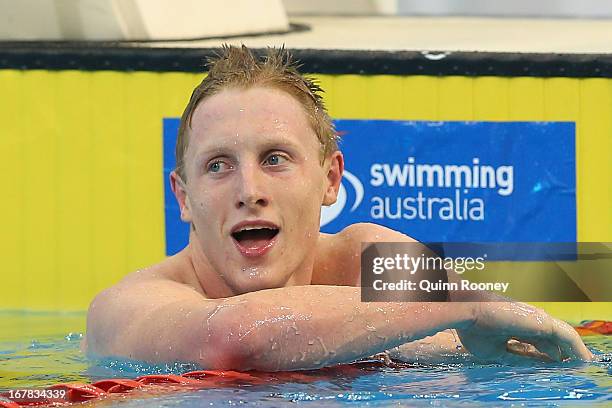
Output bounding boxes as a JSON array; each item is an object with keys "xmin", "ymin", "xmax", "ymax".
[
  {"xmin": 322, "ymin": 151, "xmax": 344, "ymax": 206},
  {"xmin": 170, "ymin": 170, "xmax": 193, "ymax": 223}
]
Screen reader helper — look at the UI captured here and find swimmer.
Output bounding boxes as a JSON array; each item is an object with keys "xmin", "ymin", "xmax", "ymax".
[{"xmin": 85, "ymin": 45, "xmax": 592, "ymax": 370}]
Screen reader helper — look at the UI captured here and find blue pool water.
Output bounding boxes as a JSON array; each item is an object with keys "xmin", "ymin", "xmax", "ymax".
[{"xmin": 1, "ymin": 311, "xmax": 610, "ymax": 407}]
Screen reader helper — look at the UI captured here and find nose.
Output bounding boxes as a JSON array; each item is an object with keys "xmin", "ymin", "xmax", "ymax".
[{"xmin": 235, "ymin": 163, "xmax": 269, "ymax": 210}]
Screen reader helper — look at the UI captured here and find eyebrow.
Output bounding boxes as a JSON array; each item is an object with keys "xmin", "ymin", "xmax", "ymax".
[{"xmin": 194, "ymin": 136, "xmax": 302, "ymax": 162}]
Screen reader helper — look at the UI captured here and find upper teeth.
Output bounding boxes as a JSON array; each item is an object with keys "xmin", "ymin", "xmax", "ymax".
[{"xmin": 239, "ymin": 226, "xmax": 271, "ymax": 232}]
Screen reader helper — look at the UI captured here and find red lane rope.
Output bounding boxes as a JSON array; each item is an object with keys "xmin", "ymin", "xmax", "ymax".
[
  {"xmin": 574, "ymin": 320, "xmax": 612, "ymax": 336},
  {"xmin": 0, "ymin": 370, "xmax": 261, "ymax": 407},
  {"xmin": 1, "ymin": 321, "xmax": 609, "ymax": 408},
  {"xmin": 0, "ymin": 365, "xmax": 372, "ymax": 407}
]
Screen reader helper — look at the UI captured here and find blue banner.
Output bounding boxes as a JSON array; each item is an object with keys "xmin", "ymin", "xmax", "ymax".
[
  {"xmin": 163, "ymin": 119, "xmax": 576, "ymax": 255},
  {"xmin": 163, "ymin": 118, "xmax": 190, "ymax": 256}
]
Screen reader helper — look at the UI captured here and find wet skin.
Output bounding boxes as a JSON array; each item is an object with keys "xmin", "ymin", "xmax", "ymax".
[
  {"xmin": 85, "ymin": 86, "xmax": 593, "ymax": 369},
  {"xmin": 170, "ymin": 86, "xmax": 343, "ymax": 297}
]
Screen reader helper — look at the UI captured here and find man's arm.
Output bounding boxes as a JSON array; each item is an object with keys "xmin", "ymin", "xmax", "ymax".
[
  {"xmin": 87, "ymin": 276, "xmax": 590, "ymax": 371},
  {"xmin": 87, "ymin": 278, "xmax": 475, "ymax": 370},
  {"xmin": 335, "ymin": 223, "xmax": 593, "ymax": 363},
  {"xmin": 387, "ymin": 330, "xmax": 470, "ymax": 363}
]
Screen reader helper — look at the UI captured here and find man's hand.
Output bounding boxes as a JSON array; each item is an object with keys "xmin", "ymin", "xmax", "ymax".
[
  {"xmin": 387, "ymin": 330, "xmax": 470, "ymax": 364},
  {"xmin": 457, "ymin": 302, "xmax": 593, "ymax": 363}
]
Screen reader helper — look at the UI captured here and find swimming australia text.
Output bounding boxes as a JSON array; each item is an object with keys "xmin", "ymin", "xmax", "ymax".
[{"xmin": 369, "ymin": 157, "xmax": 514, "ymax": 221}]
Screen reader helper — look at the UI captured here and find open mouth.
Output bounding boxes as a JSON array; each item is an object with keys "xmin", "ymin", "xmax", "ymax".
[
  {"xmin": 231, "ymin": 227, "xmax": 279, "ymax": 247},
  {"xmin": 230, "ymin": 223, "xmax": 281, "ymax": 258}
]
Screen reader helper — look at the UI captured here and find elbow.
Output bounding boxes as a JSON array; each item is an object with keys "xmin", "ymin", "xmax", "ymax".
[
  {"xmin": 191, "ymin": 300, "xmax": 313, "ymax": 371},
  {"xmin": 205, "ymin": 331, "xmax": 256, "ymax": 370},
  {"xmin": 191, "ymin": 303, "xmax": 261, "ymax": 370}
]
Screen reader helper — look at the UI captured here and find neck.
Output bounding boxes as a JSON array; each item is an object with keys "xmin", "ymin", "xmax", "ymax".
[{"xmin": 185, "ymin": 235, "xmax": 233, "ymax": 298}]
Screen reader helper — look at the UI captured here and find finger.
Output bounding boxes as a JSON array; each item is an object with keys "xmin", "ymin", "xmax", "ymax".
[
  {"xmin": 520, "ymin": 307, "xmax": 591, "ymax": 361},
  {"xmin": 506, "ymin": 338, "xmax": 553, "ymax": 362},
  {"xmin": 531, "ymin": 339, "xmax": 562, "ymax": 362},
  {"xmin": 514, "ymin": 337, "xmax": 565, "ymax": 362},
  {"xmin": 551, "ymin": 319, "xmax": 593, "ymax": 361}
]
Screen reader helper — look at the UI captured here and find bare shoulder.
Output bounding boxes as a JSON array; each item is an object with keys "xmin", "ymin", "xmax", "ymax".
[
  {"xmin": 89, "ymin": 252, "xmax": 203, "ymax": 314},
  {"xmin": 312, "ymin": 223, "xmax": 418, "ymax": 286},
  {"xmin": 336, "ymin": 222, "xmax": 419, "ymax": 244},
  {"xmin": 86, "ymin": 252, "xmax": 207, "ymax": 356}
]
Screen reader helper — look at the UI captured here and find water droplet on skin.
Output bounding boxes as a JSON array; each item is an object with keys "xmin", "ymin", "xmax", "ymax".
[
  {"xmin": 308, "ymin": 339, "xmax": 315, "ymax": 345},
  {"xmin": 315, "ymin": 337, "xmax": 329, "ymax": 357},
  {"xmin": 289, "ymin": 322, "xmax": 300, "ymax": 335},
  {"xmin": 248, "ymin": 268, "xmax": 260, "ymax": 278},
  {"xmin": 204, "ymin": 303, "xmax": 234, "ymax": 342}
]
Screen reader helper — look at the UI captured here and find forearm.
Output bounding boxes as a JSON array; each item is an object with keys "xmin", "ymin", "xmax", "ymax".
[
  {"xmin": 387, "ymin": 329, "xmax": 471, "ymax": 364},
  {"xmin": 199, "ymin": 285, "xmax": 474, "ymax": 371}
]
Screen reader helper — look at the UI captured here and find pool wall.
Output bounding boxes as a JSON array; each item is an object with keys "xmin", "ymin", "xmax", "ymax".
[{"xmin": 0, "ymin": 46, "xmax": 610, "ymax": 320}]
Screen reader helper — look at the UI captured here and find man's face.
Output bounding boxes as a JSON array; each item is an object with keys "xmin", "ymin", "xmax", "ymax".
[{"xmin": 175, "ymin": 86, "xmax": 341, "ymax": 294}]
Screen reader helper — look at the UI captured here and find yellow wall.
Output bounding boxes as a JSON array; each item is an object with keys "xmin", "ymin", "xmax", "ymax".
[{"xmin": 0, "ymin": 70, "xmax": 610, "ymax": 320}]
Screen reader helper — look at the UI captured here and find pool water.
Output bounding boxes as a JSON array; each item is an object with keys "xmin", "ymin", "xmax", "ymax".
[{"xmin": 1, "ymin": 311, "xmax": 610, "ymax": 407}]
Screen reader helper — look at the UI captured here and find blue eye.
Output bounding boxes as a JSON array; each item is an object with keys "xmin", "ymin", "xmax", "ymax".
[
  {"xmin": 265, "ymin": 154, "xmax": 287, "ymax": 166},
  {"xmin": 208, "ymin": 161, "xmax": 230, "ymax": 173}
]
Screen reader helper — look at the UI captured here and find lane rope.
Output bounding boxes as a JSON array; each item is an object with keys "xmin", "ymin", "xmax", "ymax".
[{"xmin": 1, "ymin": 321, "xmax": 609, "ymax": 407}]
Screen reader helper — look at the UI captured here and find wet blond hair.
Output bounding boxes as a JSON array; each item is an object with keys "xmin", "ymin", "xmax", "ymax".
[{"xmin": 175, "ymin": 45, "xmax": 338, "ymax": 180}]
